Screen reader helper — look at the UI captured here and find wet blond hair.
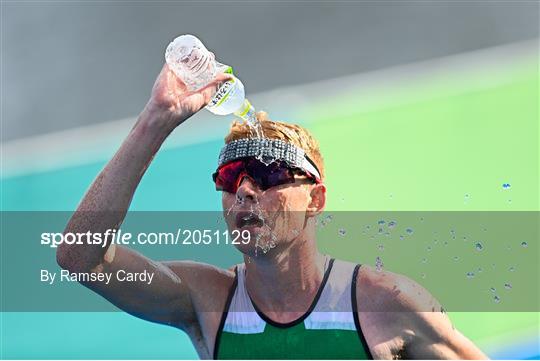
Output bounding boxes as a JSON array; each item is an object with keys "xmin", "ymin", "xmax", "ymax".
[{"xmin": 224, "ymin": 111, "xmax": 325, "ymax": 181}]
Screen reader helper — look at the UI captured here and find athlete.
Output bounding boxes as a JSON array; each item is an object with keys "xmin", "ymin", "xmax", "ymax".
[{"xmin": 57, "ymin": 64, "xmax": 488, "ymax": 359}]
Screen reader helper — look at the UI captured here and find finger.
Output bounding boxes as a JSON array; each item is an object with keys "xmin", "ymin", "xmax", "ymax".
[
  {"xmin": 198, "ymin": 73, "xmax": 234, "ymax": 101},
  {"xmin": 161, "ymin": 63, "xmax": 189, "ymax": 93},
  {"xmin": 213, "ymin": 72, "xmax": 234, "ymax": 83}
]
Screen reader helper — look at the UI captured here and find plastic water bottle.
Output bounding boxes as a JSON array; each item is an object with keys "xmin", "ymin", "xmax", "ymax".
[{"xmin": 165, "ymin": 34, "xmax": 255, "ymax": 121}]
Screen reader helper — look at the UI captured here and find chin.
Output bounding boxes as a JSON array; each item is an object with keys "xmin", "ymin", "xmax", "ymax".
[{"xmin": 232, "ymin": 229, "xmax": 279, "ymax": 257}]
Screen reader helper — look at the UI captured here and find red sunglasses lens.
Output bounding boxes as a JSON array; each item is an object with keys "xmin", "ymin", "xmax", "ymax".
[
  {"xmin": 213, "ymin": 158, "xmax": 315, "ymax": 193},
  {"xmin": 213, "ymin": 160, "xmax": 244, "ymax": 193}
]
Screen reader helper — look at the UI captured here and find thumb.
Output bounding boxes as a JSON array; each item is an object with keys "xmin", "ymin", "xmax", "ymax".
[{"xmin": 198, "ymin": 72, "xmax": 235, "ymax": 103}]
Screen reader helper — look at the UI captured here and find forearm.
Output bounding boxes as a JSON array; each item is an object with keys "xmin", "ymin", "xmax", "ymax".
[{"xmin": 57, "ymin": 106, "xmax": 178, "ymax": 271}]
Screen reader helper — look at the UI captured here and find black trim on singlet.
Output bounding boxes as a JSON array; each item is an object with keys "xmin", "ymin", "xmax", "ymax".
[
  {"xmin": 213, "ymin": 266, "xmax": 239, "ymax": 360},
  {"xmin": 351, "ymin": 264, "xmax": 374, "ymax": 360},
  {"xmin": 247, "ymin": 258, "xmax": 335, "ymax": 329}
]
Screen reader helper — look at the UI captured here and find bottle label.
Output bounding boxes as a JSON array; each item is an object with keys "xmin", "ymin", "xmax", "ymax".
[{"xmin": 207, "ymin": 78, "xmax": 236, "ymax": 109}]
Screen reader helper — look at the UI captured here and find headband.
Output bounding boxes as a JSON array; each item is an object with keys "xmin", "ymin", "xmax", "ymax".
[{"xmin": 217, "ymin": 138, "xmax": 322, "ymax": 181}]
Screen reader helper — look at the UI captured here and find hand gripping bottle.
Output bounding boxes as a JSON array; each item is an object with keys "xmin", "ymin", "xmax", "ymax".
[{"xmin": 165, "ymin": 34, "xmax": 255, "ymax": 121}]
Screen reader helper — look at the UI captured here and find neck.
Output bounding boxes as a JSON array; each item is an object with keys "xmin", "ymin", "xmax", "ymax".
[{"xmin": 244, "ymin": 225, "xmax": 328, "ymax": 322}]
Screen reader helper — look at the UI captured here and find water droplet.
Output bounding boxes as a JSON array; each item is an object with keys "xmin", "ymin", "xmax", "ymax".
[
  {"xmin": 509, "ymin": 266, "xmax": 515, "ymax": 272},
  {"xmin": 444, "ymin": 241, "xmax": 448, "ymax": 246},
  {"xmin": 375, "ymin": 256, "xmax": 384, "ymax": 272},
  {"xmin": 477, "ymin": 267, "xmax": 483, "ymax": 273},
  {"xmin": 521, "ymin": 241, "xmax": 528, "ymax": 248},
  {"xmin": 338, "ymin": 228, "xmax": 346, "ymax": 236},
  {"xmin": 399, "ymin": 235, "xmax": 404, "ymax": 240},
  {"xmin": 406, "ymin": 228, "xmax": 414, "ymax": 234},
  {"xmin": 388, "ymin": 221, "xmax": 397, "ymax": 229},
  {"xmin": 378, "ymin": 220, "xmax": 386, "ymax": 225},
  {"xmin": 389, "ymin": 194, "xmax": 393, "ymax": 199},
  {"xmin": 493, "ymin": 295, "xmax": 501, "ymax": 303},
  {"xmin": 420, "ymin": 217, "xmax": 424, "ymax": 222},
  {"xmin": 453, "ymin": 256, "xmax": 460, "ymax": 261},
  {"xmin": 502, "ymin": 183, "xmax": 511, "ymax": 189},
  {"xmin": 378, "ymin": 228, "xmax": 384, "ymax": 234},
  {"xmin": 421, "ymin": 258, "xmax": 427, "ymax": 264},
  {"xmin": 421, "ymin": 273, "xmax": 426, "ymax": 279},
  {"xmin": 427, "ymin": 246, "xmax": 432, "ymax": 252},
  {"xmin": 490, "ymin": 287, "xmax": 496, "ymax": 293},
  {"xmin": 378, "ymin": 244, "xmax": 384, "ymax": 251},
  {"xmin": 340, "ymin": 197, "xmax": 345, "ymax": 203},
  {"xmin": 504, "ymin": 283, "xmax": 512, "ymax": 290},
  {"xmin": 466, "ymin": 272, "xmax": 475, "ymax": 279},
  {"xmin": 475, "ymin": 242, "xmax": 484, "ymax": 251}
]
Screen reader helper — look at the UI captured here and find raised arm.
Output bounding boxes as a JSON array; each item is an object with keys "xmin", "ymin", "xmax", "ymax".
[{"xmin": 56, "ymin": 64, "xmax": 231, "ymax": 329}]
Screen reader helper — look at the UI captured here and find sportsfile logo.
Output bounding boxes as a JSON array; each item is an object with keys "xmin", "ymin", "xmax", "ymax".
[{"xmin": 208, "ymin": 79, "xmax": 235, "ymax": 107}]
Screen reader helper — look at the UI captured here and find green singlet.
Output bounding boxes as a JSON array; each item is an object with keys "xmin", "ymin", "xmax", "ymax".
[{"xmin": 214, "ymin": 258, "xmax": 373, "ymax": 359}]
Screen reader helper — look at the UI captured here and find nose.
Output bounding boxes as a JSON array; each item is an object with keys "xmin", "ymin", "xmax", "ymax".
[{"xmin": 236, "ymin": 174, "xmax": 259, "ymax": 202}]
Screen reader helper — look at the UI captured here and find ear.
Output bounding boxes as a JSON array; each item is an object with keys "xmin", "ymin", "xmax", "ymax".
[{"xmin": 306, "ymin": 183, "xmax": 326, "ymax": 217}]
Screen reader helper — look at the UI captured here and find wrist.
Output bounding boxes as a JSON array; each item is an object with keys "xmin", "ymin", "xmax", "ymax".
[
  {"xmin": 139, "ymin": 100, "xmax": 193, "ymax": 135},
  {"xmin": 131, "ymin": 106, "xmax": 176, "ymax": 148}
]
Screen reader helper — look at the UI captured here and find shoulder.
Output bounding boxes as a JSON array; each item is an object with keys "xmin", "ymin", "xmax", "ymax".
[
  {"xmin": 162, "ymin": 260, "xmax": 237, "ymax": 291},
  {"xmin": 356, "ymin": 265, "xmax": 441, "ymax": 313}
]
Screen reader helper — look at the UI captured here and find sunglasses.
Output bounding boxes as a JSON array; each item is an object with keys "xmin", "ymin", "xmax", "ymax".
[{"xmin": 212, "ymin": 158, "xmax": 319, "ymax": 193}]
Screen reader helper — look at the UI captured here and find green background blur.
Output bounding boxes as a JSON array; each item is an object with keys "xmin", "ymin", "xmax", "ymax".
[{"xmin": 1, "ymin": 46, "xmax": 538, "ymax": 359}]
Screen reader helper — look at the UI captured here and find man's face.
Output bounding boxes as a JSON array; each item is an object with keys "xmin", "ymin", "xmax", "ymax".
[{"xmin": 222, "ymin": 172, "xmax": 318, "ymax": 257}]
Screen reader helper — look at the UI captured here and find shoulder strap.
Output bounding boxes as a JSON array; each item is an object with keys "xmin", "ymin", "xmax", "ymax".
[
  {"xmin": 351, "ymin": 264, "xmax": 374, "ymax": 359},
  {"xmin": 213, "ymin": 266, "xmax": 239, "ymax": 360}
]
